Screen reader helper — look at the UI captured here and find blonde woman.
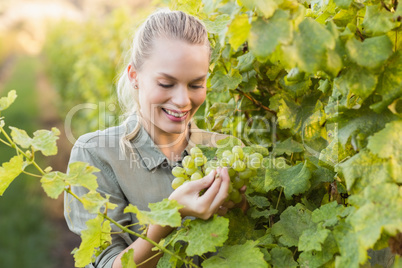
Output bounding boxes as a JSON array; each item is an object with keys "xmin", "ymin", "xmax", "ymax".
[{"xmin": 65, "ymin": 9, "xmax": 243, "ymax": 268}]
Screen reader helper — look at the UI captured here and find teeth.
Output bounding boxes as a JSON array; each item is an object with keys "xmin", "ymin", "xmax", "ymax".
[{"xmin": 164, "ymin": 109, "xmax": 188, "ymax": 118}]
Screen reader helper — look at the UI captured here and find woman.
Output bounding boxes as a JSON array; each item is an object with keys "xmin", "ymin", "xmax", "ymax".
[{"xmin": 65, "ymin": 9, "xmax": 241, "ymax": 268}]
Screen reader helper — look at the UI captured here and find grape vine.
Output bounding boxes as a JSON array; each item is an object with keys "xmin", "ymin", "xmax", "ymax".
[{"xmin": 1, "ymin": 0, "xmax": 401, "ymax": 267}]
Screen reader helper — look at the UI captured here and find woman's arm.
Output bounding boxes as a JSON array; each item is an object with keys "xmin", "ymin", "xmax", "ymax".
[{"xmin": 112, "ymin": 168, "xmax": 230, "ymax": 268}]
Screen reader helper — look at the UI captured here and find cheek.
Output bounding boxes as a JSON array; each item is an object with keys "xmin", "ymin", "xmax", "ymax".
[{"xmin": 192, "ymin": 89, "xmax": 207, "ymax": 108}]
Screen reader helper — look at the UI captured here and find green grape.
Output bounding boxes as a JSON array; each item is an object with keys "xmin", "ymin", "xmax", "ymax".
[
  {"xmin": 248, "ymin": 153, "xmax": 262, "ymax": 170},
  {"xmin": 207, "ymin": 160, "xmax": 219, "ymax": 168},
  {"xmin": 182, "ymin": 155, "xmax": 195, "ymax": 169},
  {"xmin": 232, "ymin": 175, "xmax": 245, "ymax": 189},
  {"xmin": 232, "ymin": 160, "xmax": 246, "ymax": 172},
  {"xmin": 220, "ymin": 157, "xmax": 231, "ymax": 167},
  {"xmin": 228, "ymin": 182, "xmax": 233, "ymax": 193},
  {"xmin": 228, "ymin": 168, "xmax": 236, "ymax": 178},
  {"xmin": 171, "ymin": 177, "xmax": 185, "ymax": 189},
  {"xmin": 222, "ymin": 150, "xmax": 232, "ymax": 158},
  {"xmin": 191, "ymin": 172, "xmax": 203, "ymax": 181},
  {"xmin": 172, "ymin": 166, "xmax": 186, "ymax": 178},
  {"xmin": 194, "ymin": 157, "xmax": 204, "ymax": 166},
  {"xmin": 232, "ymin": 146, "xmax": 244, "ymax": 160},
  {"xmin": 229, "ymin": 189, "xmax": 242, "ymax": 203},
  {"xmin": 239, "ymin": 168, "xmax": 253, "ymax": 180},
  {"xmin": 190, "ymin": 147, "xmax": 202, "ymax": 157},
  {"xmin": 185, "ymin": 167, "xmax": 198, "ymax": 175}
]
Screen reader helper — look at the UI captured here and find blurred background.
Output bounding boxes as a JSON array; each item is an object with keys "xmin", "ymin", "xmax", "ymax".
[{"xmin": 0, "ymin": 0, "xmax": 155, "ymax": 267}]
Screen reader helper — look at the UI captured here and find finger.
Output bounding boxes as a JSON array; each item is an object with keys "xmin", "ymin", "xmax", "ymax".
[
  {"xmin": 239, "ymin": 185, "xmax": 247, "ymax": 194},
  {"xmin": 188, "ymin": 169, "xmax": 216, "ymax": 191},
  {"xmin": 200, "ymin": 169, "xmax": 223, "ymax": 203},
  {"xmin": 210, "ymin": 167, "xmax": 230, "ymax": 210}
]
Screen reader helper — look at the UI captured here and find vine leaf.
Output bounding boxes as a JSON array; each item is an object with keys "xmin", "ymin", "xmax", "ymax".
[
  {"xmin": 81, "ymin": 191, "xmax": 118, "ymax": 214},
  {"xmin": 362, "ymin": 4, "xmax": 397, "ymax": 36},
  {"xmin": 0, "ymin": 90, "xmax": 17, "ymax": 112},
  {"xmin": 249, "ymin": 10, "xmax": 292, "ymax": 61},
  {"xmin": 9, "ymin": 127, "xmax": 60, "ymax": 156},
  {"xmin": 298, "ymin": 233, "xmax": 339, "ymax": 267},
  {"xmin": 272, "ymin": 138, "xmax": 304, "ymax": 156},
  {"xmin": 298, "ymin": 223, "xmax": 330, "ymax": 251},
  {"xmin": 202, "ymin": 240, "xmax": 268, "ymax": 268},
  {"xmin": 265, "ymin": 161, "xmax": 311, "ymax": 199},
  {"xmin": 338, "ymin": 149, "xmax": 394, "ymax": 192},
  {"xmin": 346, "ymin": 35, "xmax": 393, "ymax": 70},
  {"xmin": 73, "ymin": 215, "xmax": 112, "ymax": 268},
  {"xmin": 172, "ymin": 215, "xmax": 229, "ymax": 256},
  {"xmin": 210, "ymin": 70, "xmax": 243, "ymax": 92},
  {"xmin": 0, "ymin": 155, "xmax": 24, "ymax": 196},
  {"xmin": 270, "ymin": 247, "xmax": 298, "ymax": 268},
  {"xmin": 240, "ymin": 0, "xmax": 281, "ymax": 18},
  {"xmin": 121, "ymin": 249, "xmax": 136, "ymax": 268},
  {"xmin": 41, "ymin": 161, "xmax": 100, "ymax": 199},
  {"xmin": 367, "ymin": 120, "xmax": 402, "ymax": 160},
  {"xmin": 271, "ymin": 204, "xmax": 314, "ymax": 247},
  {"xmin": 124, "ymin": 199, "xmax": 183, "ymax": 227},
  {"xmin": 227, "ymin": 13, "xmax": 251, "ymax": 51},
  {"xmin": 370, "ymin": 51, "xmax": 402, "ymax": 112}
]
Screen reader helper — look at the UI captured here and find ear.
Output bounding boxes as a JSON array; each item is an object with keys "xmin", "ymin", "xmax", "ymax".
[{"xmin": 127, "ymin": 64, "xmax": 139, "ymax": 88}]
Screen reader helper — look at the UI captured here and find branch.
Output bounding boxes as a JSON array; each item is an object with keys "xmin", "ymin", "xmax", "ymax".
[{"xmin": 235, "ymin": 88, "xmax": 277, "ymax": 115}]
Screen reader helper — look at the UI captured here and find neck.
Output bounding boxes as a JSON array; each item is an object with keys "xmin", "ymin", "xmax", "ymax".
[{"xmin": 142, "ymin": 120, "xmax": 190, "ymax": 162}]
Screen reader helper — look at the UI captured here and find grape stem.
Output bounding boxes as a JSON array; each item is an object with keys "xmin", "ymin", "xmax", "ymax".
[{"xmin": 235, "ymin": 88, "xmax": 277, "ymax": 115}]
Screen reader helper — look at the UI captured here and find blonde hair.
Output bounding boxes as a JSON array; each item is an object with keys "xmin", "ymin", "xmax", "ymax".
[{"xmin": 116, "ymin": 9, "xmax": 210, "ymax": 151}]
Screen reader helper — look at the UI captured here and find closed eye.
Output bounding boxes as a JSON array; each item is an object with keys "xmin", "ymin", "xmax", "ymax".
[
  {"xmin": 158, "ymin": 83, "xmax": 173, "ymax": 88},
  {"xmin": 190, "ymin": 85, "xmax": 204, "ymax": 89}
]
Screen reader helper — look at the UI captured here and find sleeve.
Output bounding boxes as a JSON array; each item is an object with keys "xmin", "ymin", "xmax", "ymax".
[{"xmin": 64, "ymin": 139, "xmax": 134, "ymax": 268}]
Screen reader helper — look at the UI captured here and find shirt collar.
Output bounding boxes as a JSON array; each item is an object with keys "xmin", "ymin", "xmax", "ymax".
[{"xmin": 126, "ymin": 115, "xmax": 205, "ymax": 171}]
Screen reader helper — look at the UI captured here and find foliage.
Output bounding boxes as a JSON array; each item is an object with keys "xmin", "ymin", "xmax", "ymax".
[{"xmin": 2, "ymin": 0, "xmax": 402, "ymax": 267}]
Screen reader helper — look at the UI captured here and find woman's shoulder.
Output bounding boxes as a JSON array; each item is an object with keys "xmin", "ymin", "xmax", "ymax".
[{"xmin": 72, "ymin": 125, "xmax": 125, "ymax": 150}]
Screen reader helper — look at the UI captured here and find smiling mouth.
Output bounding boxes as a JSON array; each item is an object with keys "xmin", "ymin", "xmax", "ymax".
[{"xmin": 162, "ymin": 108, "xmax": 189, "ymax": 118}]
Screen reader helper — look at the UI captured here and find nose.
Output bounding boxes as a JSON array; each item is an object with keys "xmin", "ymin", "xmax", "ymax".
[{"xmin": 171, "ymin": 85, "xmax": 191, "ymax": 108}]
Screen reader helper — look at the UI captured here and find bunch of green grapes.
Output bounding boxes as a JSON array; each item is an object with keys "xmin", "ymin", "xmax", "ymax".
[{"xmin": 171, "ymin": 146, "xmax": 263, "ymax": 203}]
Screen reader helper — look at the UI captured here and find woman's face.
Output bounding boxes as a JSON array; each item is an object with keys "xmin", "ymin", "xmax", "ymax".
[{"xmin": 130, "ymin": 38, "xmax": 210, "ymax": 140}]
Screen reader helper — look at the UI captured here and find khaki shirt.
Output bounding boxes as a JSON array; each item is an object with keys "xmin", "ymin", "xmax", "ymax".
[{"xmin": 64, "ymin": 115, "xmax": 230, "ymax": 268}]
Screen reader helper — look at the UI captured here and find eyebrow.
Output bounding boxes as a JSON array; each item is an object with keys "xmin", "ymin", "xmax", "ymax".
[{"xmin": 157, "ymin": 72, "xmax": 207, "ymax": 82}]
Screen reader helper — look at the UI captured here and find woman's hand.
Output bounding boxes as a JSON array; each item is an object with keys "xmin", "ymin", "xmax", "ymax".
[{"xmin": 168, "ymin": 167, "xmax": 230, "ymax": 220}]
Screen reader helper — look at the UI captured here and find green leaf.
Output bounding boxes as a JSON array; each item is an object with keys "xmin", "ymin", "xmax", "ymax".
[
  {"xmin": 196, "ymin": 145, "xmax": 217, "ymax": 160},
  {"xmin": 265, "ymin": 161, "xmax": 311, "ymax": 200},
  {"xmin": 346, "ymin": 35, "xmax": 393, "ymax": 70},
  {"xmin": 367, "ymin": 120, "xmax": 402, "ymax": 161},
  {"xmin": 202, "ymin": 240, "xmax": 268, "ymax": 268},
  {"xmin": 81, "ymin": 191, "xmax": 115, "ymax": 214},
  {"xmin": 362, "ymin": 4, "xmax": 397, "ymax": 36},
  {"xmin": 0, "ymin": 155, "xmax": 24, "ymax": 196},
  {"xmin": 216, "ymin": 136, "xmax": 243, "ymax": 150},
  {"xmin": 338, "ymin": 149, "xmax": 394, "ymax": 192},
  {"xmin": 348, "ymin": 183, "xmax": 402, "ymax": 250},
  {"xmin": 40, "ymin": 171, "xmax": 66, "ymax": 199},
  {"xmin": 246, "ymin": 194, "xmax": 270, "ymax": 208},
  {"xmin": 66, "ymin": 161, "xmax": 100, "ymax": 192},
  {"xmin": 74, "ymin": 215, "xmax": 112, "ymax": 267},
  {"xmin": 236, "ymin": 53, "xmax": 255, "ymax": 72},
  {"xmin": 249, "ymin": 10, "xmax": 292, "ymax": 61},
  {"xmin": 121, "ymin": 249, "xmax": 136, "ymax": 268},
  {"xmin": 210, "ymin": 70, "xmax": 243, "ymax": 92},
  {"xmin": 334, "ymin": 0, "xmax": 352, "ymax": 9},
  {"xmin": 0, "ymin": 90, "xmax": 17, "ymax": 112},
  {"xmin": 333, "ymin": 65, "xmax": 378, "ymax": 102},
  {"xmin": 273, "ymin": 138, "xmax": 304, "ymax": 156},
  {"xmin": 298, "ymin": 223, "xmax": 330, "ymax": 251},
  {"xmin": 270, "ymin": 247, "xmax": 298, "ymax": 268},
  {"xmin": 284, "ymin": 18, "xmax": 335, "ymax": 73},
  {"xmin": 31, "ymin": 127, "xmax": 60, "ymax": 156},
  {"xmin": 227, "ymin": 14, "xmax": 251, "ymax": 51},
  {"xmin": 124, "ymin": 199, "xmax": 183, "ymax": 227},
  {"xmin": 298, "ymin": 233, "xmax": 339, "ymax": 268},
  {"xmin": 370, "ymin": 51, "xmax": 402, "ymax": 112},
  {"xmin": 271, "ymin": 203, "xmax": 314, "ymax": 247},
  {"xmin": 240, "ymin": 0, "xmax": 282, "ymax": 18},
  {"xmin": 225, "ymin": 208, "xmax": 264, "ymax": 245},
  {"xmin": 203, "ymin": 14, "xmax": 231, "ymax": 35},
  {"xmin": 311, "ymin": 201, "xmax": 342, "ymax": 227},
  {"xmin": 333, "ymin": 222, "xmax": 366, "ymax": 268},
  {"xmin": 173, "ymin": 215, "xmax": 229, "ymax": 256},
  {"xmin": 9, "ymin": 127, "xmax": 32, "ymax": 148}
]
